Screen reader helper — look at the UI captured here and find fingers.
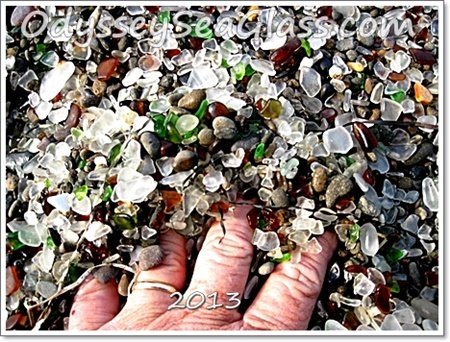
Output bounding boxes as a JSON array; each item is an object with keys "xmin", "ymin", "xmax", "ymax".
[
  {"xmin": 69, "ymin": 276, "xmax": 120, "ymax": 330},
  {"xmin": 101, "ymin": 229, "xmax": 186, "ymax": 329},
  {"xmin": 184, "ymin": 204, "xmax": 254, "ymax": 321},
  {"xmin": 242, "ymin": 231, "xmax": 337, "ymax": 330}
]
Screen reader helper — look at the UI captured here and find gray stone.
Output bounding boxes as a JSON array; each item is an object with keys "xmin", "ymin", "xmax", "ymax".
[
  {"xmin": 271, "ymin": 188, "xmax": 289, "ymax": 208},
  {"xmin": 94, "ymin": 266, "xmax": 118, "ymax": 284},
  {"xmin": 140, "ymin": 132, "xmax": 160, "ymax": 158},
  {"xmin": 139, "ymin": 245, "xmax": 165, "ymax": 271},
  {"xmin": 212, "ymin": 117, "xmax": 236, "ymax": 140}
]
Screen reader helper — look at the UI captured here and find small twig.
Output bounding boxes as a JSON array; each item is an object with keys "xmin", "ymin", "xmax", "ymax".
[{"xmin": 25, "ymin": 262, "xmax": 135, "ymax": 311}]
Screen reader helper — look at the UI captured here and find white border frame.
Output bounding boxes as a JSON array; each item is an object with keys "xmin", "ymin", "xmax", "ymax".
[{"xmin": 0, "ymin": 0, "xmax": 445, "ymax": 337}]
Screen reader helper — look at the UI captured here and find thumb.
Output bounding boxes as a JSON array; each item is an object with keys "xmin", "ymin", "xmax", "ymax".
[{"xmin": 69, "ymin": 275, "xmax": 120, "ymax": 330}]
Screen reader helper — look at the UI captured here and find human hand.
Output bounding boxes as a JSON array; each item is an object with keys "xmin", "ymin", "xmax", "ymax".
[{"xmin": 68, "ymin": 205, "xmax": 337, "ymax": 330}]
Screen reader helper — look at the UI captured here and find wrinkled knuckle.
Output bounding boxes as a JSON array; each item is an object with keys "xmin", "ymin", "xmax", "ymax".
[
  {"xmin": 243, "ymin": 313, "xmax": 291, "ymax": 330},
  {"xmin": 205, "ymin": 229, "xmax": 253, "ymax": 260}
]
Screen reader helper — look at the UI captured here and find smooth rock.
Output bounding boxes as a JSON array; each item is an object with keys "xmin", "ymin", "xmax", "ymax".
[
  {"xmin": 311, "ymin": 167, "xmax": 327, "ymax": 193},
  {"xmin": 325, "ymin": 174, "xmax": 353, "ymax": 208},
  {"xmin": 140, "ymin": 132, "xmax": 160, "ymax": 158},
  {"xmin": 139, "ymin": 245, "xmax": 165, "ymax": 270},
  {"xmin": 270, "ymin": 188, "xmax": 289, "ymax": 208},
  {"xmin": 94, "ymin": 266, "xmax": 118, "ymax": 284},
  {"xmin": 177, "ymin": 89, "xmax": 206, "ymax": 110},
  {"xmin": 212, "ymin": 117, "xmax": 236, "ymax": 139},
  {"xmin": 198, "ymin": 128, "xmax": 215, "ymax": 146}
]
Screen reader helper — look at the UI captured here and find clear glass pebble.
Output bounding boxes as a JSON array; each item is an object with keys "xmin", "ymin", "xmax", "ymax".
[
  {"xmin": 249, "ymin": 59, "xmax": 276, "ymax": 76},
  {"xmin": 422, "ymin": 177, "xmax": 438, "ymax": 212},
  {"xmin": 402, "ymin": 323, "xmax": 422, "ymax": 331},
  {"xmin": 360, "ymin": 223, "xmax": 379, "ymax": 256},
  {"xmin": 411, "ymin": 298, "xmax": 438, "ymax": 322},
  {"xmin": 299, "ymin": 66, "xmax": 321, "ymax": 97},
  {"xmin": 374, "ymin": 61, "xmax": 390, "ymax": 80},
  {"xmin": 187, "ymin": 66, "xmax": 219, "ymax": 89},
  {"xmin": 36, "ymin": 281, "xmax": 57, "ymax": 299},
  {"xmin": 175, "ymin": 114, "xmax": 199, "ymax": 135},
  {"xmin": 324, "ymin": 319, "xmax": 348, "ymax": 330},
  {"xmin": 400, "ymin": 214, "xmax": 419, "ymax": 234},
  {"xmin": 422, "ymin": 319, "xmax": 439, "ymax": 331},
  {"xmin": 390, "ymin": 51, "xmax": 411, "ymax": 73},
  {"xmin": 18, "ymin": 69, "xmax": 38, "ymax": 90},
  {"xmin": 84, "ymin": 221, "xmax": 112, "ymax": 242},
  {"xmin": 393, "ymin": 308, "xmax": 416, "ymax": 324},
  {"xmin": 381, "ymin": 314, "xmax": 402, "ymax": 330},
  {"xmin": 353, "ymin": 273, "xmax": 376, "ymax": 296},
  {"xmin": 39, "ymin": 61, "xmax": 75, "ymax": 101},
  {"xmin": 122, "ymin": 67, "xmax": 143, "ymax": 87},
  {"xmin": 323, "ymin": 126, "xmax": 353, "ymax": 154},
  {"xmin": 203, "ymin": 170, "xmax": 224, "ymax": 192},
  {"xmin": 381, "ymin": 98, "xmax": 403, "ymax": 121},
  {"xmin": 370, "ymin": 83, "xmax": 384, "ymax": 104}
]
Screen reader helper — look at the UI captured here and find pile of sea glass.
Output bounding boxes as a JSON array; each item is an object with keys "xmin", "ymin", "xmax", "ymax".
[{"xmin": 5, "ymin": 5, "xmax": 439, "ymax": 331}]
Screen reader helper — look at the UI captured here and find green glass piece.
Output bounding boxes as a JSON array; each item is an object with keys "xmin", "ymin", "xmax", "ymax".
[
  {"xmin": 257, "ymin": 218, "xmax": 266, "ymax": 230},
  {"xmin": 390, "ymin": 279, "xmax": 401, "ymax": 293},
  {"xmin": 360, "ymin": 74, "xmax": 366, "ymax": 90},
  {"xmin": 112, "ymin": 214, "xmax": 136, "ymax": 230},
  {"xmin": 259, "ymin": 99, "xmax": 283, "ymax": 119},
  {"xmin": 74, "ymin": 185, "xmax": 88, "ymax": 201},
  {"xmin": 44, "ymin": 178, "xmax": 52, "ymax": 189},
  {"xmin": 158, "ymin": 10, "xmax": 171, "ymax": 24},
  {"xmin": 271, "ymin": 252, "xmax": 292, "ymax": 263},
  {"xmin": 349, "ymin": 224, "xmax": 360, "ymax": 242},
  {"xmin": 221, "ymin": 59, "xmax": 230, "ymax": 68},
  {"xmin": 390, "ymin": 90, "xmax": 406, "ymax": 103},
  {"xmin": 194, "ymin": 99, "xmax": 209, "ymax": 120},
  {"xmin": 167, "ymin": 112, "xmax": 179, "ymax": 126},
  {"xmin": 190, "ymin": 22, "xmax": 213, "ymax": 39},
  {"xmin": 77, "ymin": 159, "xmax": 86, "ymax": 170},
  {"xmin": 245, "ymin": 64, "xmax": 255, "ymax": 76},
  {"xmin": 386, "ymin": 247, "xmax": 407, "ymax": 263},
  {"xmin": 167, "ymin": 122, "xmax": 182, "ymax": 144},
  {"xmin": 183, "ymin": 127, "xmax": 199, "ymax": 140},
  {"xmin": 101, "ymin": 185, "xmax": 113, "ymax": 202},
  {"xmin": 300, "ymin": 38, "xmax": 312, "ymax": 57},
  {"xmin": 36, "ymin": 43, "xmax": 47, "ymax": 54},
  {"xmin": 71, "ymin": 128, "xmax": 83, "ymax": 138},
  {"xmin": 254, "ymin": 143, "xmax": 265, "ymax": 159},
  {"xmin": 46, "ymin": 236, "xmax": 56, "ymax": 249},
  {"xmin": 232, "ymin": 63, "xmax": 246, "ymax": 81},
  {"xmin": 7, "ymin": 232, "xmax": 25, "ymax": 251},
  {"xmin": 152, "ymin": 114, "xmax": 167, "ymax": 138},
  {"xmin": 67, "ymin": 264, "xmax": 83, "ymax": 284},
  {"xmin": 345, "ymin": 156, "xmax": 355, "ymax": 167},
  {"xmin": 108, "ymin": 143, "xmax": 122, "ymax": 165}
]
